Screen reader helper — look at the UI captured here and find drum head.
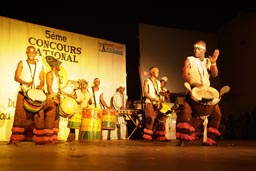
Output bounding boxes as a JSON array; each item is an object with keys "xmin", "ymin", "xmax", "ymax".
[
  {"xmin": 60, "ymin": 97, "xmax": 78, "ymax": 116},
  {"xmin": 27, "ymin": 89, "xmax": 46, "ymax": 102},
  {"xmin": 191, "ymin": 86, "xmax": 220, "ymax": 105}
]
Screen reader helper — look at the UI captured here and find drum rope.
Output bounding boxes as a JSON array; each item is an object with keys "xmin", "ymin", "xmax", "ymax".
[
  {"xmin": 200, "ymin": 115, "xmax": 209, "ymax": 143},
  {"xmin": 26, "ymin": 60, "xmax": 37, "ymax": 88}
]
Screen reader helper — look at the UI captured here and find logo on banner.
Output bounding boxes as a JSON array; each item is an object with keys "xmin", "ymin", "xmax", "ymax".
[{"xmin": 98, "ymin": 43, "xmax": 124, "ymax": 55}]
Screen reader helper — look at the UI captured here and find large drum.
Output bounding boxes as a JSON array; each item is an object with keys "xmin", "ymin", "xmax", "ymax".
[
  {"xmin": 79, "ymin": 108, "xmax": 102, "ymax": 141},
  {"xmin": 67, "ymin": 107, "xmax": 82, "ymax": 129},
  {"xmin": 23, "ymin": 88, "xmax": 46, "ymax": 113},
  {"xmin": 59, "ymin": 97, "xmax": 78, "ymax": 118},
  {"xmin": 190, "ymin": 86, "xmax": 220, "ymax": 116},
  {"xmin": 101, "ymin": 109, "xmax": 117, "ymax": 130}
]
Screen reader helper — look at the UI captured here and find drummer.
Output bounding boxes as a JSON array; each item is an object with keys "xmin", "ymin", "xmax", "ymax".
[
  {"xmin": 67, "ymin": 79, "xmax": 92, "ymax": 142},
  {"xmin": 32, "ymin": 56, "xmax": 62, "ymax": 144},
  {"xmin": 87, "ymin": 78, "xmax": 110, "ymax": 140},
  {"xmin": 176, "ymin": 40, "xmax": 222, "ymax": 146},
  {"xmin": 9, "ymin": 45, "xmax": 44, "ymax": 145},
  {"xmin": 159, "ymin": 77, "xmax": 171, "ymax": 103}
]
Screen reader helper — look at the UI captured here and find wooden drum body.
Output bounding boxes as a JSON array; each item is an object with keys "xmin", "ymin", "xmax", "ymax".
[
  {"xmin": 79, "ymin": 108, "xmax": 102, "ymax": 141},
  {"xmin": 101, "ymin": 109, "xmax": 117, "ymax": 130},
  {"xmin": 23, "ymin": 88, "xmax": 46, "ymax": 113},
  {"xmin": 190, "ymin": 86, "xmax": 220, "ymax": 117}
]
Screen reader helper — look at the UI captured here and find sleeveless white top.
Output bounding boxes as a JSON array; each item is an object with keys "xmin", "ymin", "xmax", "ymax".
[
  {"xmin": 145, "ymin": 78, "xmax": 161, "ymax": 103},
  {"xmin": 20, "ymin": 59, "xmax": 43, "ymax": 91},
  {"xmin": 187, "ymin": 56, "xmax": 211, "ymax": 86}
]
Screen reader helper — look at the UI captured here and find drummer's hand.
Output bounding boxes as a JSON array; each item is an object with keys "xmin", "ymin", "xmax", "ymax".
[
  {"xmin": 53, "ymin": 99, "xmax": 60, "ymax": 105},
  {"xmin": 36, "ymin": 85, "xmax": 44, "ymax": 90},
  {"xmin": 190, "ymin": 83, "xmax": 203, "ymax": 87},
  {"xmin": 209, "ymin": 49, "xmax": 219, "ymax": 63},
  {"xmin": 25, "ymin": 81, "xmax": 33, "ymax": 87},
  {"xmin": 88, "ymin": 99, "xmax": 92, "ymax": 105}
]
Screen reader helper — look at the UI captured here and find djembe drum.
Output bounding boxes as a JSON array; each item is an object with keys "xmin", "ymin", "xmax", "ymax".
[
  {"xmin": 190, "ymin": 86, "xmax": 221, "ymax": 142},
  {"xmin": 23, "ymin": 88, "xmax": 47, "ymax": 113},
  {"xmin": 190, "ymin": 86, "xmax": 220, "ymax": 117},
  {"xmin": 59, "ymin": 97, "xmax": 78, "ymax": 118}
]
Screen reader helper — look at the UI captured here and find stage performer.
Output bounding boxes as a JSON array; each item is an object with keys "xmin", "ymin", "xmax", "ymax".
[
  {"xmin": 142, "ymin": 66, "xmax": 167, "ymax": 141},
  {"xmin": 111, "ymin": 85, "xmax": 128, "ymax": 140},
  {"xmin": 9, "ymin": 45, "xmax": 44, "ymax": 145},
  {"xmin": 67, "ymin": 79, "xmax": 92, "ymax": 142},
  {"xmin": 176, "ymin": 40, "xmax": 222, "ymax": 146},
  {"xmin": 32, "ymin": 56, "xmax": 62, "ymax": 144}
]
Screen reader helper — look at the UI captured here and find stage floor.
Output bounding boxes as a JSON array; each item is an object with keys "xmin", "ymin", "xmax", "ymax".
[{"xmin": 1, "ymin": 139, "xmax": 256, "ymax": 171}]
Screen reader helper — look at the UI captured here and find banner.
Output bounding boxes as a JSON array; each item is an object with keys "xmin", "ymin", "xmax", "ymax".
[{"xmin": 0, "ymin": 16, "xmax": 126, "ymax": 141}]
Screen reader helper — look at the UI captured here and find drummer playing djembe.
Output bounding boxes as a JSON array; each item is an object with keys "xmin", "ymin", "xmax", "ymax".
[
  {"xmin": 9, "ymin": 45, "xmax": 45, "ymax": 145},
  {"xmin": 176, "ymin": 40, "xmax": 222, "ymax": 146}
]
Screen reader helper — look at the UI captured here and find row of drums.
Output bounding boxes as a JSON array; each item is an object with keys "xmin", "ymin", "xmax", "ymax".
[{"xmin": 66, "ymin": 107, "xmax": 119, "ymax": 141}]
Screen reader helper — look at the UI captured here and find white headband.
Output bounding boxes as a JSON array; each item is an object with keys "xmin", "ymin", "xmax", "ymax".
[{"xmin": 194, "ymin": 44, "xmax": 206, "ymax": 50}]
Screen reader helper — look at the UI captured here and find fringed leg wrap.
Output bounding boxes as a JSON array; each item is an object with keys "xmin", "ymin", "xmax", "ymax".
[
  {"xmin": 32, "ymin": 128, "xmax": 54, "ymax": 145},
  {"xmin": 143, "ymin": 128, "xmax": 153, "ymax": 141},
  {"xmin": 156, "ymin": 130, "xmax": 167, "ymax": 141},
  {"xmin": 201, "ymin": 127, "xmax": 221, "ymax": 146},
  {"xmin": 176, "ymin": 122, "xmax": 197, "ymax": 146},
  {"xmin": 10, "ymin": 127, "xmax": 25, "ymax": 143}
]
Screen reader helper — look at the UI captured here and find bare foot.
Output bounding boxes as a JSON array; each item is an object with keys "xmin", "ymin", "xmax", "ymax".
[
  {"xmin": 67, "ymin": 133, "xmax": 76, "ymax": 142},
  {"xmin": 7, "ymin": 140, "xmax": 20, "ymax": 145}
]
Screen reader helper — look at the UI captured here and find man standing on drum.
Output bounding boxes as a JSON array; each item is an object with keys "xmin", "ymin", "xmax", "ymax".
[
  {"xmin": 176, "ymin": 40, "xmax": 222, "ymax": 146},
  {"xmin": 32, "ymin": 56, "xmax": 62, "ymax": 144},
  {"xmin": 9, "ymin": 45, "xmax": 44, "ymax": 145}
]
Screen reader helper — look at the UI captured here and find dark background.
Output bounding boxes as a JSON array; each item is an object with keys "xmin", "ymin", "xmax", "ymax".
[{"xmin": 1, "ymin": 4, "xmax": 256, "ymax": 101}]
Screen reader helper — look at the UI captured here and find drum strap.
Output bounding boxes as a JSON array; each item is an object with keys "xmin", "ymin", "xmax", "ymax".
[
  {"xmin": 92, "ymin": 87, "xmax": 97, "ymax": 108},
  {"xmin": 149, "ymin": 78, "xmax": 160, "ymax": 98},
  {"xmin": 200, "ymin": 115, "xmax": 209, "ymax": 143},
  {"xmin": 92, "ymin": 87, "xmax": 104, "ymax": 109},
  {"xmin": 26, "ymin": 60, "xmax": 37, "ymax": 88}
]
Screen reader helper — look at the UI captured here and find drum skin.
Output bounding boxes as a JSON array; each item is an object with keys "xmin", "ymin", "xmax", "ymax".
[
  {"xmin": 60, "ymin": 97, "xmax": 78, "ymax": 117},
  {"xmin": 23, "ymin": 88, "xmax": 46, "ymax": 113},
  {"xmin": 191, "ymin": 86, "xmax": 220, "ymax": 105},
  {"xmin": 190, "ymin": 86, "xmax": 220, "ymax": 116}
]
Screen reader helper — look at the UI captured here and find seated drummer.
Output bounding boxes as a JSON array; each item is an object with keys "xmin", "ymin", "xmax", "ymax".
[{"xmin": 176, "ymin": 40, "xmax": 222, "ymax": 146}]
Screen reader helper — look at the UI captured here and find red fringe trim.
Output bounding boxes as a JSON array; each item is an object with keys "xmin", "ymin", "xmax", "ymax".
[
  {"xmin": 10, "ymin": 134, "xmax": 25, "ymax": 141},
  {"xmin": 176, "ymin": 132, "xmax": 196, "ymax": 141},
  {"xmin": 201, "ymin": 137, "xmax": 216, "ymax": 145},
  {"xmin": 33, "ymin": 129, "xmax": 54, "ymax": 135},
  {"xmin": 143, "ymin": 134, "xmax": 152, "ymax": 140},
  {"xmin": 143, "ymin": 128, "xmax": 153, "ymax": 135},
  {"xmin": 207, "ymin": 127, "xmax": 221, "ymax": 136},
  {"xmin": 32, "ymin": 135, "xmax": 52, "ymax": 143},
  {"xmin": 12, "ymin": 127, "xmax": 25, "ymax": 133},
  {"xmin": 51, "ymin": 135, "xmax": 59, "ymax": 142},
  {"xmin": 177, "ymin": 122, "xmax": 195, "ymax": 132},
  {"xmin": 156, "ymin": 136, "xmax": 167, "ymax": 141},
  {"xmin": 53, "ymin": 128, "xmax": 59, "ymax": 134},
  {"xmin": 156, "ymin": 131, "xmax": 166, "ymax": 136}
]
